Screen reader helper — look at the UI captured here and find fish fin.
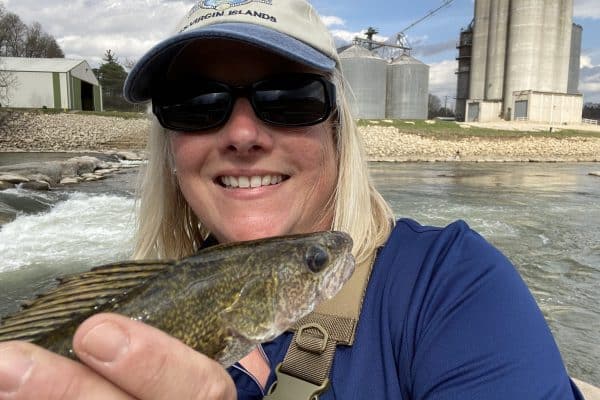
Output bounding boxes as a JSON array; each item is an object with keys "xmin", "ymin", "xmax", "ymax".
[
  {"xmin": 215, "ymin": 333, "xmax": 254, "ymax": 368},
  {"xmin": 0, "ymin": 260, "xmax": 173, "ymax": 343},
  {"xmin": 220, "ymin": 278, "xmax": 276, "ymax": 342}
]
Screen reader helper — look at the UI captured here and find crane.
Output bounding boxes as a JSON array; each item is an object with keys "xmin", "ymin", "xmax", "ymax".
[
  {"xmin": 391, "ymin": 0, "xmax": 456, "ymax": 54},
  {"xmin": 354, "ymin": 0, "xmax": 456, "ymax": 60}
]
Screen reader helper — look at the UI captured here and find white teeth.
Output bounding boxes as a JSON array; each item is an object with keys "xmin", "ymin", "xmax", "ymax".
[
  {"xmin": 238, "ymin": 176, "xmax": 250, "ymax": 188},
  {"xmin": 220, "ymin": 174, "xmax": 284, "ymax": 188},
  {"xmin": 250, "ymin": 176, "xmax": 262, "ymax": 188}
]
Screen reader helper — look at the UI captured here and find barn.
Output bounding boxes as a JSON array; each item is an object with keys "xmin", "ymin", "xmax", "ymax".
[{"xmin": 0, "ymin": 57, "xmax": 103, "ymax": 111}]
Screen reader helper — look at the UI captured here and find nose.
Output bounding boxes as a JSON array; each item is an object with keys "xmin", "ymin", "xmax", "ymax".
[{"xmin": 217, "ymin": 98, "xmax": 273, "ymax": 155}]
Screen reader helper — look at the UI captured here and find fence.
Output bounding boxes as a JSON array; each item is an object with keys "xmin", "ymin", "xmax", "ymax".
[{"xmin": 582, "ymin": 118, "xmax": 599, "ymax": 125}]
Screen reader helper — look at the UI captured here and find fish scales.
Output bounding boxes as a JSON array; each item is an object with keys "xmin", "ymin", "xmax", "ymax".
[{"xmin": 0, "ymin": 231, "xmax": 355, "ymax": 366}]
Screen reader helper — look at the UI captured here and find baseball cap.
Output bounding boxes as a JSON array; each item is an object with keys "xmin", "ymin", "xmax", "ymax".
[{"xmin": 123, "ymin": 0, "xmax": 339, "ymax": 103}]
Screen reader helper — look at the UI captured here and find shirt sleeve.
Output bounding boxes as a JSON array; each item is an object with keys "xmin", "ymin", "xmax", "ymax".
[{"xmin": 402, "ymin": 220, "xmax": 580, "ymax": 400}]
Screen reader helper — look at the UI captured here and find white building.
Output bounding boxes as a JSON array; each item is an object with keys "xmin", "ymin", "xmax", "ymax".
[{"xmin": 0, "ymin": 57, "xmax": 102, "ymax": 111}]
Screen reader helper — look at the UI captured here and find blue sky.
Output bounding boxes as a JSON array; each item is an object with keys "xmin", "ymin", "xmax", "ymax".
[{"xmin": 5, "ymin": 0, "xmax": 600, "ymax": 105}]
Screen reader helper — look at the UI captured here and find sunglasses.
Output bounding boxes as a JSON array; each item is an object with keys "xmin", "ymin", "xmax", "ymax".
[{"xmin": 152, "ymin": 73, "xmax": 336, "ymax": 132}]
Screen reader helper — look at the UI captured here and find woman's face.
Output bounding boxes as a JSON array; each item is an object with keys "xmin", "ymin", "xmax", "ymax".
[{"xmin": 167, "ymin": 40, "xmax": 338, "ymax": 243}]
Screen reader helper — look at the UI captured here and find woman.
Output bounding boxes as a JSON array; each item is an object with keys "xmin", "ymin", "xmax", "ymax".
[{"xmin": 0, "ymin": 1, "xmax": 583, "ymax": 399}]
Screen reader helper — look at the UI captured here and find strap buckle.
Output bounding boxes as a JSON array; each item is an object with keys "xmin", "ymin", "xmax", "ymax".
[{"xmin": 264, "ymin": 363, "xmax": 330, "ymax": 400}]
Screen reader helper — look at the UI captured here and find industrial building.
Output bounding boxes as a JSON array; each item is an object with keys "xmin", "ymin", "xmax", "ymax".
[
  {"xmin": 0, "ymin": 57, "xmax": 102, "ymax": 111},
  {"xmin": 455, "ymin": 0, "xmax": 583, "ymax": 124},
  {"xmin": 339, "ymin": 45, "xmax": 429, "ymax": 120}
]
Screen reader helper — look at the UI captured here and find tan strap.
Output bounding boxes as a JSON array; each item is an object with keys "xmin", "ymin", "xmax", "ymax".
[{"xmin": 264, "ymin": 254, "xmax": 376, "ymax": 399}]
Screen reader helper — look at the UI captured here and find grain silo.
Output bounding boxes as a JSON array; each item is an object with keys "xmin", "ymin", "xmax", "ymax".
[
  {"xmin": 386, "ymin": 54, "xmax": 429, "ymax": 119},
  {"xmin": 339, "ymin": 45, "xmax": 387, "ymax": 119},
  {"xmin": 568, "ymin": 24, "xmax": 582, "ymax": 94},
  {"xmin": 460, "ymin": 0, "xmax": 583, "ymax": 124}
]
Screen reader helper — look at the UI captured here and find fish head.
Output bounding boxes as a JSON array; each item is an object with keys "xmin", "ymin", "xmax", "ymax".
[{"xmin": 220, "ymin": 231, "xmax": 355, "ymax": 344}]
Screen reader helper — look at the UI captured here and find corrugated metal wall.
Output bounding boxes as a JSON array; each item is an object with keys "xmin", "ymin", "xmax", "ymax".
[
  {"xmin": 386, "ymin": 55, "xmax": 429, "ymax": 119},
  {"xmin": 340, "ymin": 45, "xmax": 388, "ymax": 119}
]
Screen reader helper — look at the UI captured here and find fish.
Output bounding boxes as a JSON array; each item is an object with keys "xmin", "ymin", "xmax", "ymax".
[{"xmin": 0, "ymin": 231, "xmax": 355, "ymax": 367}]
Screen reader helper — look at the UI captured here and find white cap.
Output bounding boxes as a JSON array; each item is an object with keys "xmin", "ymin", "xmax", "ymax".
[{"xmin": 124, "ymin": 0, "xmax": 339, "ymax": 103}]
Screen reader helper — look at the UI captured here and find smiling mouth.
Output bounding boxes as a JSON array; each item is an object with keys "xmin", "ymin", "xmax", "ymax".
[{"xmin": 218, "ymin": 174, "xmax": 289, "ymax": 188}]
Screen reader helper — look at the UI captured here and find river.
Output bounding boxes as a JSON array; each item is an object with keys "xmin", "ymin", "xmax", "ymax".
[{"xmin": 0, "ymin": 154, "xmax": 598, "ymax": 385}]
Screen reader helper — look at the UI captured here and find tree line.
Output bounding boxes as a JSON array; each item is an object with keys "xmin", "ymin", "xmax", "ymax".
[
  {"xmin": 0, "ymin": 3, "xmax": 64, "ymax": 58},
  {"xmin": 582, "ymin": 103, "xmax": 600, "ymax": 121}
]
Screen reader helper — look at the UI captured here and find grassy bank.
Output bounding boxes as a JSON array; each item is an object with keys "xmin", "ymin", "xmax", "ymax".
[
  {"xmin": 1, "ymin": 108, "xmax": 146, "ymax": 120},
  {"xmin": 357, "ymin": 119, "xmax": 600, "ymax": 140}
]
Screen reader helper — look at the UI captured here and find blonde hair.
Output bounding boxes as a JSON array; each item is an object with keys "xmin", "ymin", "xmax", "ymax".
[{"xmin": 133, "ymin": 67, "xmax": 394, "ymax": 265}]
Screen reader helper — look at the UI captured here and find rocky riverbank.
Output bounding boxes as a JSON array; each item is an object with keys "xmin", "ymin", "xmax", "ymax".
[
  {"xmin": 362, "ymin": 125, "xmax": 600, "ymax": 162},
  {"xmin": 0, "ymin": 152, "xmax": 143, "ymax": 191},
  {"xmin": 1, "ymin": 111, "xmax": 600, "ymax": 162},
  {"xmin": 0, "ymin": 111, "xmax": 149, "ymax": 151}
]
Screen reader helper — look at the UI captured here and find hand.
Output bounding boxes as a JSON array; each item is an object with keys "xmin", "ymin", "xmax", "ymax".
[{"xmin": 0, "ymin": 313, "xmax": 237, "ymax": 400}]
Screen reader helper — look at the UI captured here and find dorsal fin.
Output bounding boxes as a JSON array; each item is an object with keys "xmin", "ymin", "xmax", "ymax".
[{"xmin": 0, "ymin": 260, "xmax": 174, "ymax": 343}]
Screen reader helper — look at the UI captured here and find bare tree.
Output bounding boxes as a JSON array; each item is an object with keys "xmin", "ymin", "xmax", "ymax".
[
  {"xmin": 0, "ymin": 4, "xmax": 64, "ymax": 58},
  {"xmin": 1, "ymin": 12, "xmax": 27, "ymax": 56},
  {"xmin": 0, "ymin": 61, "xmax": 18, "ymax": 106},
  {"xmin": 123, "ymin": 57, "xmax": 137, "ymax": 72}
]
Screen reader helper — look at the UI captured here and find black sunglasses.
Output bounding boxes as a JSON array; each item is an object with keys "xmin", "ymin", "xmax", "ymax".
[{"xmin": 152, "ymin": 73, "xmax": 336, "ymax": 132}]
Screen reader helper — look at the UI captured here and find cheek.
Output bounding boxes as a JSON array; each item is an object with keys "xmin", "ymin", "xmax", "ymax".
[{"xmin": 169, "ymin": 133, "xmax": 211, "ymax": 171}]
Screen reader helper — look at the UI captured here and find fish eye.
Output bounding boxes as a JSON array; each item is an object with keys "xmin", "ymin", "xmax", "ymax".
[{"xmin": 305, "ymin": 245, "xmax": 329, "ymax": 273}]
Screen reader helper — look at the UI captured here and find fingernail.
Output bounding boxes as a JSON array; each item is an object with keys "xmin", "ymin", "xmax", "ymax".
[
  {"xmin": 81, "ymin": 321, "xmax": 130, "ymax": 363},
  {"xmin": 0, "ymin": 346, "xmax": 33, "ymax": 394}
]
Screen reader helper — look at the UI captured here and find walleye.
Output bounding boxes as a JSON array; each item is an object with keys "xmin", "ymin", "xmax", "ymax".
[{"xmin": 0, "ymin": 231, "xmax": 354, "ymax": 367}]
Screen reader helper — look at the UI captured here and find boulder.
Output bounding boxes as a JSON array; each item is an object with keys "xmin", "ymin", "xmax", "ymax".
[
  {"xmin": 0, "ymin": 173, "xmax": 29, "ymax": 183},
  {"xmin": 116, "ymin": 151, "xmax": 143, "ymax": 161},
  {"xmin": 0, "ymin": 181, "xmax": 15, "ymax": 190},
  {"xmin": 60, "ymin": 177, "xmax": 80, "ymax": 184},
  {"xmin": 0, "ymin": 161, "xmax": 63, "ymax": 184},
  {"xmin": 20, "ymin": 180, "xmax": 50, "ymax": 190},
  {"xmin": 589, "ymin": 171, "xmax": 600, "ymax": 177}
]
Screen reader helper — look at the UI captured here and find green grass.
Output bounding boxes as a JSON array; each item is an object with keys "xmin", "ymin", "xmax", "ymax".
[{"xmin": 357, "ymin": 119, "xmax": 600, "ymax": 139}]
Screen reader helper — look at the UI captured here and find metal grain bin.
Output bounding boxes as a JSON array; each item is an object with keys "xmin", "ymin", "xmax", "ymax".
[
  {"xmin": 339, "ymin": 45, "xmax": 387, "ymax": 119},
  {"xmin": 385, "ymin": 54, "xmax": 429, "ymax": 120}
]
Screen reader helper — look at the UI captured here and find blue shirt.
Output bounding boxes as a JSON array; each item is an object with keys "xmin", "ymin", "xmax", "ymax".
[{"xmin": 229, "ymin": 219, "xmax": 583, "ymax": 399}]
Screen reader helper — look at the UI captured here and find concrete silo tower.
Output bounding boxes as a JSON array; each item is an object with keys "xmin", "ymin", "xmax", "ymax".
[{"xmin": 458, "ymin": 0, "xmax": 583, "ymax": 124}]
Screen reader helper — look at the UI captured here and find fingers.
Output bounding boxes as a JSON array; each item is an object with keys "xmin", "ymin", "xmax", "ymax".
[
  {"xmin": 73, "ymin": 313, "xmax": 236, "ymax": 400},
  {"xmin": 0, "ymin": 341, "xmax": 135, "ymax": 400}
]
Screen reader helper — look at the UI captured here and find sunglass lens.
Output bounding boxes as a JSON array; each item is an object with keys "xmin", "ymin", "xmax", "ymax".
[
  {"xmin": 155, "ymin": 82, "xmax": 231, "ymax": 131},
  {"xmin": 253, "ymin": 77, "xmax": 329, "ymax": 126}
]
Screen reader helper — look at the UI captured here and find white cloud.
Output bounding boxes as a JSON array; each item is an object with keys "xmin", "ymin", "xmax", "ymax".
[
  {"xmin": 320, "ymin": 15, "xmax": 345, "ymax": 27},
  {"xmin": 3, "ymin": 0, "xmax": 194, "ymax": 66},
  {"xmin": 428, "ymin": 59, "xmax": 457, "ymax": 99},
  {"xmin": 329, "ymin": 29, "xmax": 388, "ymax": 49},
  {"xmin": 580, "ymin": 54, "xmax": 594, "ymax": 68},
  {"xmin": 574, "ymin": 0, "xmax": 600, "ymax": 19}
]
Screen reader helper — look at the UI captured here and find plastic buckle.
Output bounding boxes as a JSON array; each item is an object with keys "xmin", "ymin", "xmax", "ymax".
[{"xmin": 265, "ymin": 363, "xmax": 330, "ymax": 400}]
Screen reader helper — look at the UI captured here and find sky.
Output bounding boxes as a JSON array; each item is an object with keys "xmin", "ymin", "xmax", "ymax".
[{"xmin": 4, "ymin": 0, "xmax": 600, "ymax": 106}]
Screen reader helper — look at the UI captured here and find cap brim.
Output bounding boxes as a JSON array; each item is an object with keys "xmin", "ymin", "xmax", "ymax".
[{"xmin": 123, "ymin": 22, "xmax": 336, "ymax": 103}]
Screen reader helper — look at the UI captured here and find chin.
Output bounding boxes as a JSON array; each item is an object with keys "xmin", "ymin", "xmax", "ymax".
[{"xmin": 218, "ymin": 225, "xmax": 291, "ymax": 243}]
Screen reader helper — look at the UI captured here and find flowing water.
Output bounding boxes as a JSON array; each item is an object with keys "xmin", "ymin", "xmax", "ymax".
[{"xmin": 0, "ymin": 154, "xmax": 598, "ymax": 385}]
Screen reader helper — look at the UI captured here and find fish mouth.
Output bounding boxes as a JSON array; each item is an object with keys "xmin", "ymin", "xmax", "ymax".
[
  {"xmin": 321, "ymin": 252, "xmax": 355, "ymax": 300},
  {"xmin": 216, "ymin": 174, "xmax": 291, "ymax": 188}
]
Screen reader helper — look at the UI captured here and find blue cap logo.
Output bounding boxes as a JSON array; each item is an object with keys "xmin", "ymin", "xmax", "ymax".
[{"xmin": 200, "ymin": 0, "xmax": 272, "ymax": 10}]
